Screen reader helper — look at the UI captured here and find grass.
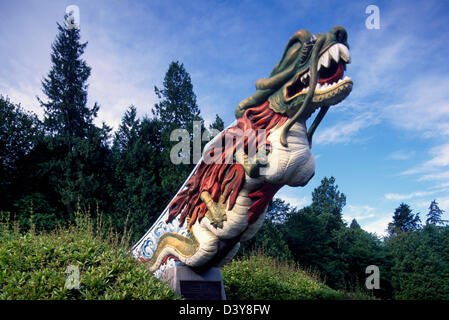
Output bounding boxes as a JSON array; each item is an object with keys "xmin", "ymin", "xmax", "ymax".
[
  {"xmin": 222, "ymin": 249, "xmax": 370, "ymax": 300},
  {"xmin": 0, "ymin": 210, "xmax": 179, "ymax": 300},
  {"xmin": 1, "ymin": 207, "xmax": 369, "ymax": 300}
]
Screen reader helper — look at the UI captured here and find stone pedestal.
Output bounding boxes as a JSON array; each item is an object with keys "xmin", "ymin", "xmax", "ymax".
[{"xmin": 161, "ymin": 266, "xmax": 226, "ymax": 300}]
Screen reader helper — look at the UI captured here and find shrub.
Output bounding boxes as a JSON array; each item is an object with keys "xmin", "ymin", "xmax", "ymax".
[
  {"xmin": 0, "ymin": 211, "xmax": 178, "ymax": 300},
  {"xmin": 222, "ymin": 250, "xmax": 365, "ymax": 300}
]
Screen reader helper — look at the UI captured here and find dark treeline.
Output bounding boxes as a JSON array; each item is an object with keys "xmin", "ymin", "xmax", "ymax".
[
  {"xmin": 240, "ymin": 178, "xmax": 449, "ymax": 299},
  {"xmin": 0, "ymin": 20, "xmax": 220, "ymax": 238},
  {"xmin": 1, "ymin": 19, "xmax": 449, "ymax": 300}
]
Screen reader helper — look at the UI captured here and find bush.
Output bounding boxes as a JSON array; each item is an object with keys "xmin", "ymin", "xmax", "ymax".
[
  {"xmin": 222, "ymin": 250, "xmax": 366, "ymax": 300},
  {"xmin": 386, "ymin": 225, "xmax": 449, "ymax": 300},
  {"xmin": 0, "ymin": 211, "xmax": 179, "ymax": 300}
]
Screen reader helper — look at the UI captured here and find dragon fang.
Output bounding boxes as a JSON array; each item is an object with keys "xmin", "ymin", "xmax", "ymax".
[{"xmin": 132, "ymin": 26, "xmax": 353, "ymax": 275}]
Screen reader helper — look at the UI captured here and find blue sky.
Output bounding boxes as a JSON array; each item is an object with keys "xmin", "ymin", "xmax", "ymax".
[{"xmin": 1, "ymin": 0, "xmax": 449, "ymax": 236}]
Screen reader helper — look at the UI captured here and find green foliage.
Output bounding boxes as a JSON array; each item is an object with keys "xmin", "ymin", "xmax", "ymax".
[
  {"xmin": 0, "ymin": 96, "xmax": 41, "ymax": 209},
  {"xmin": 427, "ymin": 200, "xmax": 447, "ymax": 226},
  {"xmin": 153, "ymin": 61, "xmax": 201, "ymax": 132},
  {"xmin": 222, "ymin": 251, "xmax": 366, "ymax": 300},
  {"xmin": 11, "ymin": 193, "xmax": 61, "ymax": 232},
  {"xmin": 350, "ymin": 218, "xmax": 361, "ymax": 229},
  {"xmin": 281, "ymin": 177, "xmax": 348, "ymax": 288},
  {"xmin": 0, "ymin": 211, "xmax": 178, "ymax": 300},
  {"xmin": 283, "ymin": 207, "xmax": 345, "ymax": 288},
  {"xmin": 239, "ymin": 219, "xmax": 293, "ymax": 262},
  {"xmin": 311, "ymin": 176, "xmax": 346, "ymax": 219},
  {"xmin": 209, "ymin": 114, "xmax": 225, "ymax": 132},
  {"xmin": 386, "ymin": 224, "xmax": 449, "ymax": 299},
  {"xmin": 281, "ymin": 177, "xmax": 390, "ymax": 295},
  {"xmin": 38, "ymin": 22, "xmax": 97, "ymax": 139},
  {"xmin": 111, "ymin": 109, "xmax": 165, "ymax": 240},
  {"xmin": 266, "ymin": 198, "xmax": 294, "ymax": 224},
  {"xmin": 387, "ymin": 203, "xmax": 421, "ymax": 238},
  {"xmin": 332, "ymin": 225, "xmax": 392, "ymax": 296},
  {"xmin": 238, "ymin": 198, "xmax": 294, "ymax": 261},
  {"xmin": 32, "ymin": 18, "xmax": 113, "ymax": 219}
]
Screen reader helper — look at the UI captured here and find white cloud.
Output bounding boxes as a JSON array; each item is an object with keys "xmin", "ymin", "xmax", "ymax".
[
  {"xmin": 314, "ymin": 112, "xmax": 377, "ymax": 145},
  {"xmin": 436, "ymin": 196, "xmax": 449, "ymax": 213},
  {"xmin": 423, "ymin": 143, "xmax": 449, "ymax": 167},
  {"xmin": 419, "ymin": 171, "xmax": 449, "ymax": 181},
  {"xmin": 276, "ymin": 194, "xmax": 311, "ymax": 210},
  {"xmin": 400, "ymin": 142, "xmax": 449, "ymax": 187},
  {"xmin": 387, "ymin": 150, "xmax": 415, "ymax": 161},
  {"xmin": 384, "ymin": 190, "xmax": 438, "ymax": 201},
  {"xmin": 342, "ymin": 204, "xmax": 376, "ymax": 223},
  {"xmin": 0, "ymin": 80, "xmax": 44, "ymax": 119},
  {"xmin": 384, "ymin": 77, "xmax": 449, "ymax": 137},
  {"xmin": 361, "ymin": 215, "xmax": 391, "ymax": 237},
  {"xmin": 431, "ymin": 181, "xmax": 449, "ymax": 190}
]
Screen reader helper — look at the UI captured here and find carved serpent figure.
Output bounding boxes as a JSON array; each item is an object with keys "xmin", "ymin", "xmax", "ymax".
[{"xmin": 132, "ymin": 26, "xmax": 353, "ymax": 274}]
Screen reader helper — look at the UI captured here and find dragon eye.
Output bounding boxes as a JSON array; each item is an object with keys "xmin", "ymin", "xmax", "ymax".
[
  {"xmin": 299, "ymin": 37, "xmax": 315, "ymax": 62},
  {"xmin": 305, "ymin": 34, "xmax": 317, "ymax": 46}
]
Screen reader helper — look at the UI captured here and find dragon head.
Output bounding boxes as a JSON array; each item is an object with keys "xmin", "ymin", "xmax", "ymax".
[{"xmin": 235, "ymin": 26, "xmax": 353, "ymax": 146}]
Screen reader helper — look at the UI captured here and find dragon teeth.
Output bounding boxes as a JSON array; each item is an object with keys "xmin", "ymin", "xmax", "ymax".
[
  {"xmin": 329, "ymin": 45, "xmax": 340, "ymax": 63},
  {"xmin": 317, "ymin": 44, "xmax": 351, "ymax": 71},
  {"xmin": 315, "ymin": 76, "xmax": 352, "ymax": 92},
  {"xmin": 300, "ymin": 71, "xmax": 311, "ymax": 84},
  {"xmin": 318, "ymin": 50, "xmax": 330, "ymax": 71},
  {"xmin": 300, "ymin": 73, "xmax": 308, "ymax": 84},
  {"xmin": 338, "ymin": 43, "xmax": 351, "ymax": 63}
]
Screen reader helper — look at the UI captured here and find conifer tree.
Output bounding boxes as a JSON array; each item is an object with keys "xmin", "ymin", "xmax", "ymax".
[
  {"xmin": 209, "ymin": 114, "xmax": 225, "ymax": 132},
  {"xmin": 387, "ymin": 203, "xmax": 421, "ymax": 237},
  {"xmin": 38, "ymin": 21, "xmax": 98, "ymax": 141},
  {"xmin": 426, "ymin": 200, "xmax": 447, "ymax": 226},
  {"xmin": 112, "ymin": 106, "xmax": 164, "ymax": 239},
  {"xmin": 153, "ymin": 61, "xmax": 204, "ymax": 198},
  {"xmin": 37, "ymin": 17, "xmax": 111, "ymax": 216},
  {"xmin": 0, "ymin": 96, "xmax": 41, "ymax": 209},
  {"xmin": 112, "ymin": 106, "xmax": 140, "ymax": 153},
  {"xmin": 153, "ymin": 61, "xmax": 202, "ymax": 133},
  {"xmin": 350, "ymin": 218, "xmax": 361, "ymax": 229},
  {"xmin": 311, "ymin": 176, "xmax": 346, "ymax": 219}
]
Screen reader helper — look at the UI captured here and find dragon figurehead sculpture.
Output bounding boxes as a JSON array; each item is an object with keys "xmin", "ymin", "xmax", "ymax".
[{"xmin": 132, "ymin": 26, "xmax": 353, "ymax": 275}]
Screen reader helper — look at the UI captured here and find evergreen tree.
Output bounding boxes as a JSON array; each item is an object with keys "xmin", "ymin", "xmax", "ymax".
[
  {"xmin": 152, "ymin": 61, "xmax": 204, "ymax": 199},
  {"xmin": 265, "ymin": 198, "xmax": 294, "ymax": 224},
  {"xmin": 332, "ymin": 224, "xmax": 390, "ymax": 294},
  {"xmin": 282, "ymin": 177, "xmax": 348, "ymax": 288},
  {"xmin": 38, "ymin": 21, "xmax": 98, "ymax": 141},
  {"xmin": 37, "ymin": 18, "xmax": 112, "ymax": 216},
  {"xmin": 209, "ymin": 114, "xmax": 225, "ymax": 132},
  {"xmin": 311, "ymin": 176, "xmax": 346, "ymax": 220},
  {"xmin": 238, "ymin": 219, "xmax": 293, "ymax": 262},
  {"xmin": 387, "ymin": 224, "xmax": 449, "ymax": 299},
  {"xmin": 112, "ymin": 106, "xmax": 140, "ymax": 153},
  {"xmin": 350, "ymin": 218, "xmax": 361, "ymax": 229},
  {"xmin": 239, "ymin": 198, "xmax": 294, "ymax": 262},
  {"xmin": 112, "ymin": 107, "xmax": 165, "ymax": 240},
  {"xmin": 387, "ymin": 203, "xmax": 421, "ymax": 237},
  {"xmin": 426, "ymin": 200, "xmax": 447, "ymax": 226},
  {"xmin": 153, "ymin": 61, "xmax": 201, "ymax": 132},
  {"xmin": 0, "ymin": 96, "xmax": 41, "ymax": 210}
]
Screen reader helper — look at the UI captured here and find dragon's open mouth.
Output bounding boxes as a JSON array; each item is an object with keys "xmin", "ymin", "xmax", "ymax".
[{"xmin": 284, "ymin": 43, "xmax": 352, "ymax": 102}]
